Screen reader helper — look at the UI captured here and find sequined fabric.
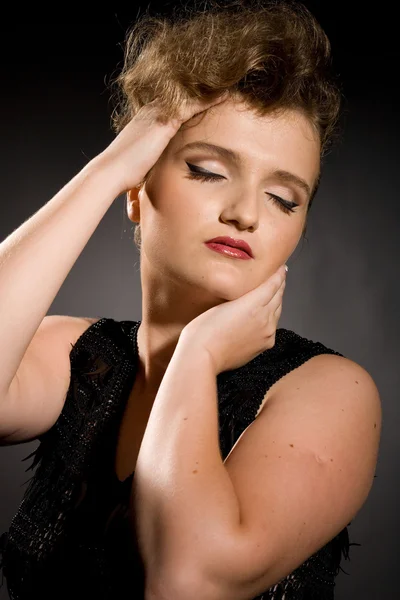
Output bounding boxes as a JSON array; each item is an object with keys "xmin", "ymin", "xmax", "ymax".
[{"xmin": 0, "ymin": 317, "xmax": 359, "ymax": 599}]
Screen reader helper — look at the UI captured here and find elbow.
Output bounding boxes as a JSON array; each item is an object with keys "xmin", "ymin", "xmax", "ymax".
[
  {"xmin": 144, "ymin": 570, "xmax": 193, "ymax": 600},
  {"xmin": 144, "ymin": 579, "xmax": 191, "ymax": 600},
  {"xmin": 143, "ymin": 528, "xmax": 246, "ymax": 600},
  {"xmin": 145, "ymin": 566, "xmax": 219, "ymax": 600}
]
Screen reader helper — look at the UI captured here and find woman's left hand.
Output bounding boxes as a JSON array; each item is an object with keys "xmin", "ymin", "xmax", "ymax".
[{"xmin": 179, "ymin": 264, "xmax": 288, "ymax": 374}]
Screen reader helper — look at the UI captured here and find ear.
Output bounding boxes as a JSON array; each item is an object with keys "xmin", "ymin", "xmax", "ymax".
[{"xmin": 126, "ymin": 186, "xmax": 141, "ymax": 223}]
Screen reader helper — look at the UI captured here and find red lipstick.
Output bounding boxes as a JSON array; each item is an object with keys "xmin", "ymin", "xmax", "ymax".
[{"xmin": 205, "ymin": 236, "xmax": 254, "ymax": 260}]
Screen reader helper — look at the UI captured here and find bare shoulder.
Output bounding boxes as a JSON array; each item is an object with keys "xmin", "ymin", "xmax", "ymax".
[
  {"xmin": 293, "ymin": 352, "xmax": 380, "ymax": 410},
  {"xmin": 217, "ymin": 352, "xmax": 381, "ymax": 597},
  {"xmin": 272, "ymin": 352, "xmax": 381, "ymax": 415},
  {"xmin": 41, "ymin": 314, "xmax": 101, "ymax": 333},
  {"xmin": 0, "ymin": 315, "xmax": 103, "ymax": 445},
  {"xmin": 34, "ymin": 314, "xmax": 103, "ymax": 350},
  {"xmin": 267, "ymin": 351, "xmax": 382, "ymax": 465}
]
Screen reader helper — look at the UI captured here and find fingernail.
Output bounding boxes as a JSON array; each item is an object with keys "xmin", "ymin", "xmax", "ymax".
[{"xmin": 284, "ymin": 265, "xmax": 289, "ymax": 272}]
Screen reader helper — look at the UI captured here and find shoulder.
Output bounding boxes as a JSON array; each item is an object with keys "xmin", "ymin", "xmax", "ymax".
[
  {"xmin": 66, "ymin": 316, "xmax": 118, "ymax": 348},
  {"xmin": 277, "ymin": 326, "xmax": 379, "ymax": 393},
  {"xmin": 260, "ymin": 347, "xmax": 382, "ymax": 524},
  {"xmin": 274, "ymin": 327, "xmax": 345, "ymax": 359},
  {"xmin": 270, "ymin": 346, "xmax": 382, "ymax": 443},
  {"xmin": 260, "ymin": 327, "xmax": 347, "ymax": 384},
  {"xmin": 266, "ymin": 329, "xmax": 381, "ymax": 425},
  {"xmin": 220, "ymin": 336, "xmax": 381, "ymax": 595},
  {"xmin": 68, "ymin": 316, "xmax": 139, "ymax": 367},
  {"xmin": 285, "ymin": 351, "xmax": 381, "ymax": 407}
]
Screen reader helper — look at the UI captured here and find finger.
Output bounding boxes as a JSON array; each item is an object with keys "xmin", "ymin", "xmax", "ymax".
[
  {"xmin": 274, "ymin": 269, "xmax": 287, "ymax": 297},
  {"xmin": 274, "ymin": 301, "xmax": 283, "ymax": 319},
  {"xmin": 272, "ymin": 265, "xmax": 287, "ymax": 290},
  {"xmin": 269, "ymin": 280, "xmax": 285, "ymax": 314},
  {"xmin": 192, "ymin": 91, "xmax": 229, "ymax": 109},
  {"xmin": 260, "ymin": 268, "xmax": 286, "ymax": 307},
  {"xmin": 180, "ymin": 91, "xmax": 229, "ymax": 122}
]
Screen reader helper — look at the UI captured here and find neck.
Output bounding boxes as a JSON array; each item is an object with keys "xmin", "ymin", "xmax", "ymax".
[
  {"xmin": 135, "ymin": 319, "xmax": 183, "ymax": 394},
  {"xmin": 136, "ymin": 256, "xmax": 229, "ymax": 392}
]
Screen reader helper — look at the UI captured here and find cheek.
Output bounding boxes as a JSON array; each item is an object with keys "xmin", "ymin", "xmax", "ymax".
[
  {"xmin": 147, "ymin": 171, "xmax": 207, "ymax": 226},
  {"xmin": 283, "ymin": 224, "xmax": 305, "ymax": 259},
  {"xmin": 141, "ymin": 175, "xmax": 192, "ymax": 247},
  {"xmin": 261, "ymin": 217, "xmax": 305, "ymax": 262},
  {"xmin": 285, "ymin": 222, "xmax": 305, "ymax": 252}
]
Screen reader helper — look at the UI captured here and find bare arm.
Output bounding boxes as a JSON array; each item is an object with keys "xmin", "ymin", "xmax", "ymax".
[
  {"xmin": 0, "ymin": 92, "xmax": 228, "ymax": 435},
  {"xmin": 0, "ymin": 160, "xmax": 120, "ymax": 400},
  {"xmin": 136, "ymin": 342, "xmax": 380, "ymax": 600}
]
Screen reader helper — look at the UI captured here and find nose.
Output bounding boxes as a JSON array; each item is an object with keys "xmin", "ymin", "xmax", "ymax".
[{"xmin": 220, "ymin": 189, "xmax": 260, "ymax": 232}]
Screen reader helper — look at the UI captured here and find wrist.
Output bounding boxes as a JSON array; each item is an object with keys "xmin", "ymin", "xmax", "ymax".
[
  {"xmin": 176, "ymin": 330, "xmax": 219, "ymax": 375},
  {"xmin": 84, "ymin": 153, "xmax": 128, "ymax": 199}
]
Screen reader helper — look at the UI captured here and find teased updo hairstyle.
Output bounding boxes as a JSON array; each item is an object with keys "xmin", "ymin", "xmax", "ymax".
[{"xmin": 111, "ymin": 0, "xmax": 342, "ymax": 251}]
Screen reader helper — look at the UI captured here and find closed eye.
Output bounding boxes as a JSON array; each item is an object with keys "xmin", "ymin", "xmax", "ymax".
[{"xmin": 184, "ymin": 162, "xmax": 299, "ymax": 214}]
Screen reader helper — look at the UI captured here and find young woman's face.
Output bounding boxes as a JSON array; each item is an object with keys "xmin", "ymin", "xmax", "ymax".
[{"xmin": 128, "ymin": 99, "xmax": 320, "ymax": 304}]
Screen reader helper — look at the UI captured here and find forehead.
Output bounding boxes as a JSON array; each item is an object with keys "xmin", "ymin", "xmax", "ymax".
[{"xmin": 170, "ymin": 100, "xmax": 320, "ymax": 183}]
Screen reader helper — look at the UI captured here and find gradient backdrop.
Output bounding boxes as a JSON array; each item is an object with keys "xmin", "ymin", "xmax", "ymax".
[{"xmin": 0, "ymin": 2, "xmax": 398, "ymax": 598}]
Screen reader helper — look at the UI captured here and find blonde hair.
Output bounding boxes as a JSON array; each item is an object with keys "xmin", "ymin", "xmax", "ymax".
[{"xmin": 111, "ymin": 0, "xmax": 342, "ymax": 251}]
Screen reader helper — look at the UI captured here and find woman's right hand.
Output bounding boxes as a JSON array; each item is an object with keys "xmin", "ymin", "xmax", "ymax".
[{"xmin": 95, "ymin": 92, "xmax": 228, "ymax": 196}]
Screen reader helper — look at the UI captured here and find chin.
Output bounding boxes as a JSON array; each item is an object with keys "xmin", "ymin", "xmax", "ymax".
[
  {"xmin": 197, "ymin": 274, "xmax": 252, "ymax": 303},
  {"xmin": 167, "ymin": 257, "xmax": 254, "ymax": 299}
]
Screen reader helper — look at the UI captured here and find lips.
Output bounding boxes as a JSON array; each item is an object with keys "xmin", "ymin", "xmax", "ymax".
[{"xmin": 206, "ymin": 236, "xmax": 253, "ymax": 258}]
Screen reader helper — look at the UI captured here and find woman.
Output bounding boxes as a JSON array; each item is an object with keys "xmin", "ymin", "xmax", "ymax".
[{"xmin": 0, "ymin": 1, "xmax": 381, "ymax": 598}]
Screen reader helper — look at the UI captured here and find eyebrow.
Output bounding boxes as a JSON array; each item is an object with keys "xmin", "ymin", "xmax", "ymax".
[{"xmin": 177, "ymin": 141, "xmax": 313, "ymax": 199}]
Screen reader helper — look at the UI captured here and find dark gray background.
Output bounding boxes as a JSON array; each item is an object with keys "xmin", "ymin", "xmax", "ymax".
[{"xmin": 0, "ymin": 2, "xmax": 398, "ymax": 598}]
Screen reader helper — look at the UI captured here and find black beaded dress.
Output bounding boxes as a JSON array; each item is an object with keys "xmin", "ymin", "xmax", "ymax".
[{"xmin": 0, "ymin": 317, "xmax": 359, "ymax": 599}]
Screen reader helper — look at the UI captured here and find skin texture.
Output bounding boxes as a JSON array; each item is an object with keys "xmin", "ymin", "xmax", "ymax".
[
  {"xmin": 126, "ymin": 99, "xmax": 320, "ymax": 394},
  {"xmin": 124, "ymin": 100, "xmax": 381, "ymax": 598}
]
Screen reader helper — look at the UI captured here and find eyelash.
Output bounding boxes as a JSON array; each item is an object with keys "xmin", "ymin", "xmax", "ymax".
[{"xmin": 184, "ymin": 162, "xmax": 299, "ymax": 214}]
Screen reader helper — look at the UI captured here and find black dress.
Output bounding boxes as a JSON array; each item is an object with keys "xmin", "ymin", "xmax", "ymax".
[{"xmin": 0, "ymin": 317, "xmax": 359, "ymax": 599}]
